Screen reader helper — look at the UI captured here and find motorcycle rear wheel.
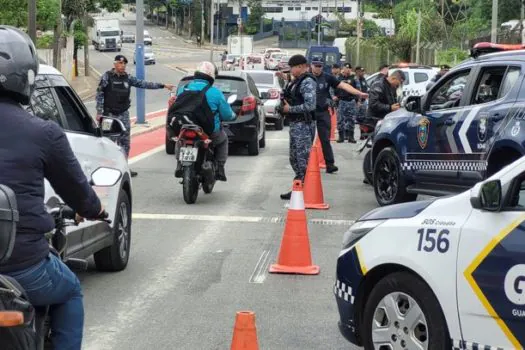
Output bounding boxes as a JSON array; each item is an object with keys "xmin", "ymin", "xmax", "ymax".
[{"xmin": 183, "ymin": 166, "xmax": 199, "ymax": 204}]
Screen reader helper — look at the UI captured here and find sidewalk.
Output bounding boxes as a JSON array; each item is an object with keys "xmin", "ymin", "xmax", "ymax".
[
  {"xmin": 130, "ymin": 109, "xmax": 167, "ymax": 138},
  {"xmin": 70, "ymin": 61, "xmax": 101, "ymax": 102}
]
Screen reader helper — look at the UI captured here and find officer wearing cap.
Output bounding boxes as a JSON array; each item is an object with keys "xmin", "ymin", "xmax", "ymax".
[
  {"xmin": 96, "ymin": 54, "xmax": 175, "ymax": 177},
  {"xmin": 352, "ymin": 66, "xmax": 369, "ymax": 124},
  {"xmin": 310, "ymin": 57, "xmax": 368, "ymax": 174},
  {"xmin": 336, "ymin": 63, "xmax": 358, "ymax": 143},
  {"xmin": 426, "ymin": 64, "xmax": 450, "ymax": 91},
  {"xmin": 279, "ymin": 54, "xmax": 317, "ymax": 200}
]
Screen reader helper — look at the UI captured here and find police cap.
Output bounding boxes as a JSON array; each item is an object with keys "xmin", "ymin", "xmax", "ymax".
[
  {"xmin": 114, "ymin": 55, "xmax": 128, "ymax": 64},
  {"xmin": 332, "ymin": 63, "xmax": 340, "ymax": 69},
  {"xmin": 311, "ymin": 57, "xmax": 324, "ymax": 65},
  {"xmin": 343, "ymin": 63, "xmax": 352, "ymax": 69},
  {"xmin": 355, "ymin": 66, "xmax": 364, "ymax": 71},
  {"xmin": 288, "ymin": 54, "xmax": 308, "ymax": 67},
  {"xmin": 440, "ymin": 64, "xmax": 451, "ymax": 70}
]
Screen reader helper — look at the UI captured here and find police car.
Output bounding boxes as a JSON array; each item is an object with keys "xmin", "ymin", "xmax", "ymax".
[
  {"xmin": 335, "ymin": 155, "xmax": 525, "ymax": 349},
  {"xmin": 369, "ymin": 42, "xmax": 525, "ymax": 207}
]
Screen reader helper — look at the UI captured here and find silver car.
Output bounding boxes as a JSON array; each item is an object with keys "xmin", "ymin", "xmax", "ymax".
[
  {"xmin": 133, "ymin": 46, "xmax": 155, "ymax": 65},
  {"xmin": 244, "ymin": 70, "xmax": 286, "ymax": 130}
]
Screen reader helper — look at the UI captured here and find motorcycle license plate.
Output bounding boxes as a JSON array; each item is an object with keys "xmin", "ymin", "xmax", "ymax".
[{"xmin": 179, "ymin": 147, "xmax": 198, "ymax": 162}]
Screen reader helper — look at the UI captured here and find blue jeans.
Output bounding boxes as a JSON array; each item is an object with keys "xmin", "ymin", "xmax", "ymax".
[{"xmin": 5, "ymin": 253, "xmax": 84, "ymax": 350}]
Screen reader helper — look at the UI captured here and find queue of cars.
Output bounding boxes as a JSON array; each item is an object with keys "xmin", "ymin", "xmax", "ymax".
[{"xmin": 336, "ymin": 42, "xmax": 525, "ymax": 349}]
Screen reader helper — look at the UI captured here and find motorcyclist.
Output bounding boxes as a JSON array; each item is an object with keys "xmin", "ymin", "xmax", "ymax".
[
  {"xmin": 174, "ymin": 61, "xmax": 236, "ymax": 181},
  {"xmin": 0, "ymin": 26, "xmax": 106, "ymax": 349}
]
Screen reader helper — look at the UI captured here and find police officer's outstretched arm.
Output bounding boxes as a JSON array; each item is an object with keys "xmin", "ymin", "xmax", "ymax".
[
  {"xmin": 129, "ymin": 75, "xmax": 174, "ymax": 90},
  {"xmin": 44, "ymin": 122, "xmax": 103, "ymax": 219}
]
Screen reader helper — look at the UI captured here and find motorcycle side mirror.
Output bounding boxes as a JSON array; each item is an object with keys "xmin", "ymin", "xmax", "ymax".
[
  {"xmin": 90, "ymin": 167, "xmax": 122, "ymax": 187},
  {"xmin": 227, "ymin": 94, "xmax": 237, "ymax": 104}
]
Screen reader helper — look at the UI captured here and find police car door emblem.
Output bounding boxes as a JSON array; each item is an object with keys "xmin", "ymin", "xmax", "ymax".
[
  {"xmin": 511, "ymin": 121, "xmax": 521, "ymax": 137},
  {"xmin": 417, "ymin": 117, "xmax": 430, "ymax": 149},
  {"xmin": 478, "ymin": 117, "xmax": 488, "ymax": 142}
]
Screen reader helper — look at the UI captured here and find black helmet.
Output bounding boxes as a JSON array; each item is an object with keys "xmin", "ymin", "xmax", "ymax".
[{"xmin": 0, "ymin": 26, "xmax": 39, "ymax": 105}]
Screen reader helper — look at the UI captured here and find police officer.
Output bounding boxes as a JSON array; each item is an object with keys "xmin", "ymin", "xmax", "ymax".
[
  {"xmin": 0, "ymin": 26, "xmax": 106, "ymax": 348},
  {"xmin": 352, "ymin": 66, "xmax": 369, "ymax": 124},
  {"xmin": 96, "ymin": 54, "xmax": 175, "ymax": 177},
  {"xmin": 336, "ymin": 63, "xmax": 358, "ymax": 143},
  {"xmin": 279, "ymin": 54, "xmax": 317, "ymax": 200},
  {"xmin": 310, "ymin": 57, "xmax": 368, "ymax": 174},
  {"xmin": 331, "ymin": 63, "xmax": 341, "ymax": 77}
]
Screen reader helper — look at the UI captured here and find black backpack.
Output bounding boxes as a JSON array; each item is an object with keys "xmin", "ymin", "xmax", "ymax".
[{"xmin": 167, "ymin": 84, "xmax": 215, "ymax": 136}]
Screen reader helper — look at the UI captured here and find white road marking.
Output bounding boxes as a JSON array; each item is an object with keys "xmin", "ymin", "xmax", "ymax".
[
  {"xmin": 128, "ymin": 145, "xmax": 164, "ymax": 165},
  {"xmin": 132, "ymin": 213, "xmax": 355, "ymax": 226},
  {"xmin": 249, "ymin": 249, "xmax": 272, "ymax": 284}
]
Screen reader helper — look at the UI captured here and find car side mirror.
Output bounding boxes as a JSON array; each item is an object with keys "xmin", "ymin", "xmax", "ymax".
[
  {"xmin": 470, "ymin": 179, "xmax": 502, "ymax": 212},
  {"xmin": 90, "ymin": 167, "xmax": 122, "ymax": 187},
  {"xmin": 100, "ymin": 116, "xmax": 126, "ymax": 138},
  {"xmin": 405, "ymin": 95, "xmax": 422, "ymax": 113},
  {"xmin": 0, "ymin": 185, "xmax": 18, "ymax": 265}
]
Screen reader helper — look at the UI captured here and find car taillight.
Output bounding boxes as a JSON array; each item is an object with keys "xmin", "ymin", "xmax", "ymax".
[
  {"xmin": 268, "ymin": 89, "xmax": 279, "ymax": 99},
  {"xmin": 241, "ymin": 96, "xmax": 256, "ymax": 114}
]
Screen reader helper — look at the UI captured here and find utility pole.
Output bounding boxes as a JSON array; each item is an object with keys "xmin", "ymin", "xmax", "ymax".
[
  {"xmin": 136, "ymin": 0, "xmax": 146, "ymax": 124},
  {"xmin": 84, "ymin": 16, "xmax": 90, "ymax": 77},
  {"xmin": 53, "ymin": 0, "xmax": 63, "ymax": 70},
  {"xmin": 201, "ymin": 0, "xmax": 205, "ymax": 47},
  {"xmin": 491, "ymin": 0, "xmax": 498, "ymax": 43},
  {"xmin": 521, "ymin": 0, "xmax": 524, "ymax": 45},
  {"xmin": 28, "ymin": 0, "xmax": 37, "ymax": 44},
  {"xmin": 415, "ymin": 9, "xmax": 422, "ymax": 63},
  {"xmin": 210, "ymin": 0, "xmax": 215, "ymax": 61},
  {"xmin": 356, "ymin": 0, "xmax": 361, "ymax": 66},
  {"xmin": 317, "ymin": 0, "xmax": 321, "ymax": 44}
]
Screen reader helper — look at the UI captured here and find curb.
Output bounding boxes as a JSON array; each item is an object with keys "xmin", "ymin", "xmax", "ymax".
[{"xmin": 131, "ymin": 121, "xmax": 165, "ymax": 137}]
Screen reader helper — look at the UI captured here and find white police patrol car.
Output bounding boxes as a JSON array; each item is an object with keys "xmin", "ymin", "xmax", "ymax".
[
  {"xmin": 30, "ymin": 64, "xmax": 133, "ymax": 271},
  {"xmin": 335, "ymin": 155, "xmax": 525, "ymax": 349}
]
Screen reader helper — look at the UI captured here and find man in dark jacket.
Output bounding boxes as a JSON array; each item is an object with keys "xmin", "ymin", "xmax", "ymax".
[
  {"xmin": 0, "ymin": 26, "xmax": 106, "ymax": 349},
  {"xmin": 366, "ymin": 69, "xmax": 405, "ymax": 121}
]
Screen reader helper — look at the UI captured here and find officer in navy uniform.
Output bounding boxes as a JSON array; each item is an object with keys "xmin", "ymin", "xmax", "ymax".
[
  {"xmin": 96, "ymin": 54, "xmax": 175, "ymax": 177},
  {"xmin": 351, "ymin": 66, "xmax": 369, "ymax": 124},
  {"xmin": 310, "ymin": 57, "xmax": 368, "ymax": 174},
  {"xmin": 336, "ymin": 63, "xmax": 358, "ymax": 143},
  {"xmin": 280, "ymin": 54, "xmax": 317, "ymax": 200}
]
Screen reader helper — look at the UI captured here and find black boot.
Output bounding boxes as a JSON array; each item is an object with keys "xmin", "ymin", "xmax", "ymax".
[
  {"xmin": 130, "ymin": 170, "xmax": 138, "ymax": 177},
  {"xmin": 216, "ymin": 165, "xmax": 227, "ymax": 181},
  {"xmin": 326, "ymin": 164, "xmax": 339, "ymax": 173},
  {"xmin": 337, "ymin": 130, "xmax": 345, "ymax": 143},
  {"xmin": 280, "ymin": 191, "xmax": 292, "ymax": 200},
  {"xmin": 347, "ymin": 131, "xmax": 356, "ymax": 143}
]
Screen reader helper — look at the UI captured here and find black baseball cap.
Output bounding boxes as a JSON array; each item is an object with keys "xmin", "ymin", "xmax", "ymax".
[
  {"xmin": 288, "ymin": 54, "xmax": 308, "ymax": 67},
  {"xmin": 332, "ymin": 63, "xmax": 341, "ymax": 69},
  {"xmin": 114, "ymin": 55, "xmax": 128, "ymax": 64},
  {"xmin": 355, "ymin": 66, "xmax": 364, "ymax": 71},
  {"xmin": 343, "ymin": 63, "xmax": 352, "ymax": 69},
  {"xmin": 440, "ymin": 64, "xmax": 451, "ymax": 70}
]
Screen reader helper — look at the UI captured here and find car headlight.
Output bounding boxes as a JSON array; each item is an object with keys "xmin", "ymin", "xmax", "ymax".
[{"xmin": 342, "ymin": 220, "xmax": 385, "ymax": 249}]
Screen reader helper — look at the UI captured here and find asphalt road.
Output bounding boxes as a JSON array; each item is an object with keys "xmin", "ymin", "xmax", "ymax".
[{"xmin": 79, "ymin": 127, "xmax": 376, "ymax": 349}]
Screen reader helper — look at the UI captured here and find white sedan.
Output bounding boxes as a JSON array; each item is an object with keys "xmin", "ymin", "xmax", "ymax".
[{"xmin": 335, "ymin": 156, "xmax": 525, "ymax": 349}]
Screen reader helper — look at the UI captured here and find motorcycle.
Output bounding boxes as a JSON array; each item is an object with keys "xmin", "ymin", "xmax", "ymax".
[
  {"xmin": 172, "ymin": 94, "xmax": 237, "ymax": 204},
  {"xmin": 34, "ymin": 167, "xmax": 119, "ymax": 350}
]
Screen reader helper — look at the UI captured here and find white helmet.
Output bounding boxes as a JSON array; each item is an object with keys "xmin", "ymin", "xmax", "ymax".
[{"xmin": 196, "ymin": 61, "xmax": 218, "ymax": 79}]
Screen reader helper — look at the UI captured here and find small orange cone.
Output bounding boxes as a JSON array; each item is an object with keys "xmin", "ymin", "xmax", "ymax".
[
  {"xmin": 231, "ymin": 311, "xmax": 259, "ymax": 350},
  {"xmin": 329, "ymin": 108, "xmax": 337, "ymax": 141},
  {"xmin": 304, "ymin": 141, "xmax": 330, "ymax": 210},
  {"xmin": 315, "ymin": 136, "xmax": 326, "ymax": 169},
  {"xmin": 269, "ymin": 180, "xmax": 320, "ymax": 275}
]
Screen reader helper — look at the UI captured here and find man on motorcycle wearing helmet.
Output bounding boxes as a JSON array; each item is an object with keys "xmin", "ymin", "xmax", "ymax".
[
  {"xmin": 0, "ymin": 26, "xmax": 106, "ymax": 349},
  {"xmin": 175, "ymin": 61, "xmax": 236, "ymax": 181}
]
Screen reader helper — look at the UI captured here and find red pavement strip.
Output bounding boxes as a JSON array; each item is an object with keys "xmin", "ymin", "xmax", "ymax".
[{"xmin": 129, "ymin": 126, "xmax": 165, "ymax": 159}]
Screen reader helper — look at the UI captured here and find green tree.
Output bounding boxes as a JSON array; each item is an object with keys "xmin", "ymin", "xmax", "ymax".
[
  {"xmin": 246, "ymin": 0, "xmax": 263, "ymax": 34},
  {"xmin": 37, "ymin": 0, "xmax": 60, "ymax": 31},
  {"xmin": 99, "ymin": 0, "xmax": 123, "ymax": 13}
]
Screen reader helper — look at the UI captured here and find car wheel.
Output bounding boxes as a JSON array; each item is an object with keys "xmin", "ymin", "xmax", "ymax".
[
  {"xmin": 373, "ymin": 147, "xmax": 416, "ymax": 206},
  {"xmin": 248, "ymin": 133, "xmax": 260, "ymax": 156},
  {"xmin": 275, "ymin": 116, "xmax": 284, "ymax": 130},
  {"xmin": 94, "ymin": 190, "xmax": 131, "ymax": 272},
  {"xmin": 362, "ymin": 150, "xmax": 373, "ymax": 186},
  {"xmin": 165, "ymin": 133, "xmax": 175, "ymax": 154},
  {"xmin": 361, "ymin": 272, "xmax": 450, "ymax": 350}
]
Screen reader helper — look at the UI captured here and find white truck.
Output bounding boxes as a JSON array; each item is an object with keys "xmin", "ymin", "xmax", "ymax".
[
  {"xmin": 91, "ymin": 17, "xmax": 122, "ymax": 52},
  {"xmin": 227, "ymin": 35, "xmax": 253, "ymax": 56}
]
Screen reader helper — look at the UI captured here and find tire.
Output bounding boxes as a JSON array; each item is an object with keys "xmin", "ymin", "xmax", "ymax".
[
  {"xmin": 275, "ymin": 116, "xmax": 284, "ymax": 130},
  {"xmin": 248, "ymin": 134, "xmax": 260, "ymax": 156},
  {"xmin": 94, "ymin": 190, "xmax": 131, "ymax": 272},
  {"xmin": 182, "ymin": 166, "xmax": 199, "ymax": 204},
  {"xmin": 373, "ymin": 147, "xmax": 417, "ymax": 206},
  {"xmin": 202, "ymin": 180, "xmax": 215, "ymax": 194},
  {"xmin": 259, "ymin": 129, "xmax": 266, "ymax": 148},
  {"xmin": 165, "ymin": 133, "xmax": 175, "ymax": 154},
  {"xmin": 361, "ymin": 272, "xmax": 450, "ymax": 350},
  {"xmin": 363, "ymin": 150, "xmax": 373, "ymax": 186}
]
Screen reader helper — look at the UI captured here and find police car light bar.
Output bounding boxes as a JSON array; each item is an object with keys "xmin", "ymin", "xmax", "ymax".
[{"xmin": 470, "ymin": 42, "xmax": 525, "ymax": 58}]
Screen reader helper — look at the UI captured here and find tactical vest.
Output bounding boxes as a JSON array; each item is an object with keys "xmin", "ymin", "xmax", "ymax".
[
  {"xmin": 103, "ymin": 71, "xmax": 131, "ymax": 115},
  {"xmin": 314, "ymin": 73, "xmax": 330, "ymax": 112},
  {"xmin": 336, "ymin": 74, "xmax": 355, "ymax": 101},
  {"xmin": 284, "ymin": 73, "xmax": 316, "ymax": 122}
]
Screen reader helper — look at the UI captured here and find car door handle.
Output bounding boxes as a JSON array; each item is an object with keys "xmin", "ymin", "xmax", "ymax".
[{"xmin": 444, "ymin": 118, "xmax": 455, "ymax": 125}]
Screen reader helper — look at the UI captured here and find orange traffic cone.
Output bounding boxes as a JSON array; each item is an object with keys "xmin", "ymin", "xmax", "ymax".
[
  {"xmin": 315, "ymin": 136, "xmax": 326, "ymax": 169},
  {"xmin": 269, "ymin": 180, "xmax": 320, "ymax": 275},
  {"xmin": 231, "ymin": 311, "xmax": 259, "ymax": 350},
  {"xmin": 304, "ymin": 140, "xmax": 330, "ymax": 210},
  {"xmin": 330, "ymin": 108, "xmax": 337, "ymax": 141}
]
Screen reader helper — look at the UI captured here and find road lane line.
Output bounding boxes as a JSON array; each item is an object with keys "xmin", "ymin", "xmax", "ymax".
[
  {"xmin": 128, "ymin": 145, "xmax": 164, "ymax": 165},
  {"xmin": 131, "ymin": 213, "xmax": 356, "ymax": 226}
]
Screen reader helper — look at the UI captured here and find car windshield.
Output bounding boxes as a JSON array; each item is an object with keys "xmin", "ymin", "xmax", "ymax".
[
  {"xmin": 247, "ymin": 56, "xmax": 263, "ymax": 64},
  {"xmin": 247, "ymin": 72, "xmax": 274, "ymax": 85},
  {"xmin": 144, "ymin": 47, "xmax": 153, "ymax": 53},
  {"xmin": 101, "ymin": 30, "xmax": 120, "ymax": 37}
]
